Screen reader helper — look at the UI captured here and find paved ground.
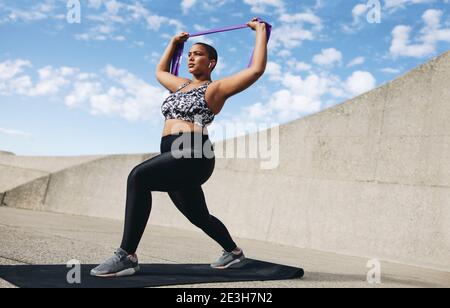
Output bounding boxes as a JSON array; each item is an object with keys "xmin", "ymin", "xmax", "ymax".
[{"xmin": 0, "ymin": 206, "xmax": 448, "ymax": 288}]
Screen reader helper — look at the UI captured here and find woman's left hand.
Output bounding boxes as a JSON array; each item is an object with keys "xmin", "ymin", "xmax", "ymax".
[{"xmin": 247, "ymin": 17, "xmax": 265, "ymax": 31}]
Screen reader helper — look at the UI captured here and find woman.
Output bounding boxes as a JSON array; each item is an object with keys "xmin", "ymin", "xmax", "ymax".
[{"xmin": 91, "ymin": 18, "xmax": 268, "ymax": 277}]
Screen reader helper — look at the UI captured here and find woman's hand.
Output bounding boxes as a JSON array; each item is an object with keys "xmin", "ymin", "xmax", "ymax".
[
  {"xmin": 172, "ymin": 32, "xmax": 190, "ymax": 44},
  {"xmin": 247, "ymin": 17, "xmax": 265, "ymax": 31}
]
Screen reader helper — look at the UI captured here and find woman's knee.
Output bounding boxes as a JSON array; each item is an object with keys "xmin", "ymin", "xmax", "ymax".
[{"xmin": 127, "ymin": 164, "xmax": 147, "ymax": 185}]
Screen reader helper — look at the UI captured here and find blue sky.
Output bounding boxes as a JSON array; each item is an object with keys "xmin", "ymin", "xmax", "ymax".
[{"xmin": 1, "ymin": 0, "xmax": 449, "ymax": 156}]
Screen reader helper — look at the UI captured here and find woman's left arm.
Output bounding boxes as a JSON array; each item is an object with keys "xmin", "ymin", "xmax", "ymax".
[
  {"xmin": 210, "ymin": 20, "xmax": 268, "ymax": 104},
  {"xmin": 250, "ymin": 22, "xmax": 268, "ymax": 75}
]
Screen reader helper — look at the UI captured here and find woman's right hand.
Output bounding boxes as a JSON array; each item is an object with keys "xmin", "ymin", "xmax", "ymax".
[{"xmin": 172, "ymin": 32, "xmax": 190, "ymax": 44}]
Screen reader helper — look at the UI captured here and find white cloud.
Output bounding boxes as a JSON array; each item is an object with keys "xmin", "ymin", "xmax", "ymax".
[
  {"xmin": 269, "ymin": 12, "xmax": 322, "ymax": 50},
  {"xmin": 181, "ymin": 0, "xmax": 197, "ymax": 14},
  {"xmin": 263, "ymin": 89, "xmax": 322, "ymax": 121},
  {"xmin": 188, "ymin": 35, "xmax": 215, "ymax": 46},
  {"xmin": 296, "ymin": 62, "xmax": 312, "ymax": 72},
  {"xmin": 312, "ymin": 48, "xmax": 343, "ymax": 67},
  {"xmin": 88, "ymin": 0, "xmax": 103, "ymax": 9},
  {"xmin": 347, "ymin": 56, "xmax": 365, "ymax": 67},
  {"xmin": 265, "ymin": 61, "xmax": 282, "ymax": 81},
  {"xmin": 389, "ymin": 9, "xmax": 450, "ymax": 58},
  {"xmin": 269, "ymin": 25, "xmax": 315, "ymax": 50},
  {"xmin": 352, "ymin": 4, "xmax": 368, "ymax": 23},
  {"xmin": 381, "ymin": 67, "xmax": 401, "ymax": 74},
  {"xmin": 279, "ymin": 12, "xmax": 322, "ymax": 29},
  {"xmin": 5, "ymin": 75, "xmax": 33, "ymax": 95},
  {"xmin": 243, "ymin": 0, "xmax": 285, "ymax": 15},
  {"xmin": 312, "ymin": 0, "xmax": 327, "ymax": 10},
  {"xmin": 146, "ymin": 51, "xmax": 161, "ymax": 64},
  {"xmin": 1, "ymin": 0, "xmax": 56, "ymax": 23},
  {"xmin": 212, "ymin": 56, "xmax": 228, "ymax": 76},
  {"xmin": 352, "ymin": 3, "xmax": 369, "ymax": 20},
  {"xmin": 185, "ymin": 0, "xmax": 232, "ymax": 12},
  {"xmin": 105, "ymin": 0, "xmax": 123, "ymax": 15},
  {"xmin": 268, "ymin": 58, "xmax": 312, "ymax": 77},
  {"xmin": 0, "ymin": 59, "xmax": 31, "ymax": 80},
  {"xmin": 65, "ymin": 80, "xmax": 103, "ymax": 107},
  {"xmin": 77, "ymin": 1, "xmax": 186, "ymax": 42},
  {"xmin": 342, "ymin": 4, "xmax": 368, "ymax": 33},
  {"xmin": 0, "ymin": 59, "xmax": 33, "ymax": 95},
  {"xmin": 0, "ymin": 127, "xmax": 32, "ymax": 138},
  {"xmin": 193, "ymin": 24, "xmax": 208, "ymax": 31},
  {"xmin": 0, "ymin": 59, "xmax": 169, "ymax": 123},
  {"xmin": 384, "ymin": 0, "xmax": 435, "ymax": 13},
  {"xmin": 207, "ymin": 0, "xmax": 234, "ymax": 9},
  {"xmin": 211, "ymin": 73, "xmax": 326, "ymax": 129},
  {"xmin": 214, "ymin": 64, "xmax": 376, "ymax": 131},
  {"xmin": 90, "ymin": 86, "xmax": 125, "ymax": 116},
  {"xmin": 277, "ymin": 49, "xmax": 292, "ymax": 58},
  {"xmin": 30, "ymin": 66, "xmax": 77, "ymax": 96},
  {"xmin": 0, "ymin": 59, "xmax": 78, "ymax": 97},
  {"xmin": 88, "ymin": 65, "xmax": 169, "ymax": 121},
  {"xmin": 345, "ymin": 71, "xmax": 376, "ymax": 96},
  {"xmin": 390, "ymin": 25, "xmax": 435, "ymax": 57}
]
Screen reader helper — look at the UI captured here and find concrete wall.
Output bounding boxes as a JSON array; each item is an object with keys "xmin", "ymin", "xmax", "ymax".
[
  {"xmin": 2, "ymin": 51, "xmax": 449, "ymax": 271},
  {"xmin": 0, "ymin": 154, "xmax": 106, "ymax": 192}
]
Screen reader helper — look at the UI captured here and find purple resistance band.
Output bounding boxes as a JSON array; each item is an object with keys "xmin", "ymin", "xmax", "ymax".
[{"xmin": 170, "ymin": 17, "xmax": 272, "ymax": 76}]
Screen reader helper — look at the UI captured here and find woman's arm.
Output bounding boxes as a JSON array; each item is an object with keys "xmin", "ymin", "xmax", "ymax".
[
  {"xmin": 249, "ymin": 22, "xmax": 268, "ymax": 74},
  {"xmin": 155, "ymin": 33, "xmax": 191, "ymax": 92},
  {"xmin": 155, "ymin": 33, "xmax": 189, "ymax": 73},
  {"xmin": 211, "ymin": 21, "xmax": 268, "ymax": 102}
]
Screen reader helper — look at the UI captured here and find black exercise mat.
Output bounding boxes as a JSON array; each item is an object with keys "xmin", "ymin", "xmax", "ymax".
[{"xmin": 0, "ymin": 258, "xmax": 304, "ymax": 288}]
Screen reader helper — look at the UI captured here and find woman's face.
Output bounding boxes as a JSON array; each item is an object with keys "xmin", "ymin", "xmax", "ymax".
[{"xmin": 188, "ymin": 45, "xmax": 210, "ymax": 73}]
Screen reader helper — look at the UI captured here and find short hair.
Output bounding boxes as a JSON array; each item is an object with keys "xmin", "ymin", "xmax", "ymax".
[{"xmin": 193, "ymin": 42, "xmax": 218, "ymax": 70}]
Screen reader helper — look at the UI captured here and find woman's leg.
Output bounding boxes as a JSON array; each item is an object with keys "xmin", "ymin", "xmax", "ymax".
[
  {"xmin": 119, "ymin": 151, "xmax": 213, "ymax": 254},
  {"xmin": 168, "ymin": 186, "xmax": 237, "ymax": 252}
]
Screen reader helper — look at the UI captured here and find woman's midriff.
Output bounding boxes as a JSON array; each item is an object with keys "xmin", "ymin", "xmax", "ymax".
[{"xmin": 162, "ymin": 119, "xmax": 209, "ymax": 137}]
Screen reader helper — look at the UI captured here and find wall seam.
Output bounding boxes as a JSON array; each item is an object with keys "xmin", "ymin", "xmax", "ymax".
[
  {"xmin": 0, "ymin": 192, "xmax": 6, "ymax": 206},
  {"xmin": 42, "ymin": 174, "xmax": 52, "ymax": 208}
]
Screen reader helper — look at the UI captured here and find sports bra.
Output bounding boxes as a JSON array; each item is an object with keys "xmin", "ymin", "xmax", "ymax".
[{"xmin": 161, "ymin": 81, "xmax": 215, "ymax": 127}]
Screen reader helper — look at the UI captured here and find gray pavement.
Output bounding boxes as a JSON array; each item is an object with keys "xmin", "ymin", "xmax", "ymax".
[{"xmin": 0, "ymin": 207, "xmax": 448, "ymax": 288}]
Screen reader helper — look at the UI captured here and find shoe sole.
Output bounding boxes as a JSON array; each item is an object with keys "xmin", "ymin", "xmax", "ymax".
[{"xmin": 91, "ymin": 265, "xmax": 140, "ymax": 278}]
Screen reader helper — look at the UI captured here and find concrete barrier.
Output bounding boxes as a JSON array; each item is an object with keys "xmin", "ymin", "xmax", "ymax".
[
  {"xmin": 0, "ymin": 151, "xmax": 15, "ymax": 156},
  {"xmin": 0, "ymin": 155, "xmax": 106, "ymax": 200},
  {"xmin": 2, "ymin": 51, "xmax": 449, "ymax": 271},
  {"xmin": 0, "ymin": 154, "xmax": 105, "ymax": 173}
]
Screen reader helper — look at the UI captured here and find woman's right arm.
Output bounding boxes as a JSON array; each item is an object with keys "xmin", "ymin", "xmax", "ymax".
[
  {"xmin": 155, "ymin": 33, "xmax": 191, "ymax": 93},
  {"xmin": 155, "ymin": 33, "xmax": 188, "ymax": 74}
]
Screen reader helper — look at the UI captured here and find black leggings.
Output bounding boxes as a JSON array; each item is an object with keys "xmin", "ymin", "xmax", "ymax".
[{"xmin": 120, "ymin": 132, "xmax": 237, "ymax": 254}]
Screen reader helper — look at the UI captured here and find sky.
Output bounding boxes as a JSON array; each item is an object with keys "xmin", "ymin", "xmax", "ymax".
[{"xmin": 0, "ymin": 0, "xmax": 449, "ymax": 156}]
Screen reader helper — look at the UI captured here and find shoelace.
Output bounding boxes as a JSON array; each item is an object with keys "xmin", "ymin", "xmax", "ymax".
[{"xmin": 111, "ymin": 250, "xmax": 127, "ymax": 263}]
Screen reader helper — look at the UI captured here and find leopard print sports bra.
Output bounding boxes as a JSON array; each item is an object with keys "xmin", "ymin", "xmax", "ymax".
[{"xmin": 161, "ymin": 81, "xmax": 215, "ymax": 127}]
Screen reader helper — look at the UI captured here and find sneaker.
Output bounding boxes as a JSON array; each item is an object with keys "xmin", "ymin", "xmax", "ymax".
[
  {"xmin": 210, "ymin": 249, "xmax": 245, "ymax": 269},
  {"xmin": 90, "ymin": 248, "xmax": 140, "ymax": 278}
]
